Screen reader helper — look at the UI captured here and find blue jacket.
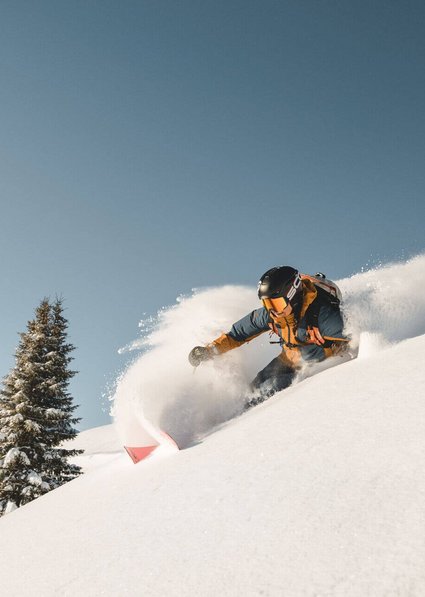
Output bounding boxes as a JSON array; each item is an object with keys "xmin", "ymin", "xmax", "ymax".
[{"xmin": 210, "ymin": 279, "xmax": 347, "ymax": 366}]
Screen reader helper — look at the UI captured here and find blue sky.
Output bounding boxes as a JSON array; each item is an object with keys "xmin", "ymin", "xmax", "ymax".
[{"xmin": 1, "ymin": 1, "xmax": 424, "ymax": 430}]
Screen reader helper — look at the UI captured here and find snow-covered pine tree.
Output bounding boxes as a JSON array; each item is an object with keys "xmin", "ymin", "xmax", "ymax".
[
  {"xmin": 40, "ymin": 298, "xmax": 83, "ymax": 486},
  {"xmin": 0, "ymin": 298, "xmax": 82, "ymax": 516}
]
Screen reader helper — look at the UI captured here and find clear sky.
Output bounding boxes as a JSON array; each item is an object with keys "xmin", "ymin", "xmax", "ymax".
[{"xmin": 1, "ymin": 1, "xmax": 424, "ymax": 430}]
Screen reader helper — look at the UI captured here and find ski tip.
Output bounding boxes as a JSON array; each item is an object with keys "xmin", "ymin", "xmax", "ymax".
[
  {"xmin": 124, "ymin": 445, "xmax": 158, "ymax": 464},
  {"xmin": 124, "ymin": 433, "xmax": 180, "ymax": 463}
]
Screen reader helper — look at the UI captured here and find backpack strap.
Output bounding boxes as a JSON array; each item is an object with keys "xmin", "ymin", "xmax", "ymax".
[{"xmin": 304, "ymin": 285, "xmax": 338, "ymax": 329}]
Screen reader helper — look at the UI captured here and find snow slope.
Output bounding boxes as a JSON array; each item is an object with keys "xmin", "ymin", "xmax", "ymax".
[
  {"xmin": 61, "ymin": 424, "xmax": 123, "ymax": 473},
  {"xmin": 0, "ymin": 338, "xmax": 424, "ymax": 595},
  {"xmin": 0, "ymin": 256, "xmax": 424, "ymax": 596}
]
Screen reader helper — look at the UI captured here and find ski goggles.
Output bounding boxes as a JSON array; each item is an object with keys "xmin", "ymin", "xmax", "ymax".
[
  {"xmin": 262, "ymin": 296, "xmax": 289, "ymax": 315},
  {"xmin": 261, "ymin": 274, "xmax": 302, "ymax": 315}
]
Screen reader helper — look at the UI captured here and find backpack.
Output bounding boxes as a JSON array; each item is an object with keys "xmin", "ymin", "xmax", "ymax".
[{"xmin": 301, "ymin": 272, "xmax": 342, "ymax": 305}]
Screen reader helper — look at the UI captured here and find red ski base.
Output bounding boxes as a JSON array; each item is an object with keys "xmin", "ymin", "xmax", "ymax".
[
  {"xmin": 124, "ymin": 431, "xmax": 180, "ymax": 464},
  {"xmin": 124, "ymin": 445, "xmax": 157, "ymax": 463}
]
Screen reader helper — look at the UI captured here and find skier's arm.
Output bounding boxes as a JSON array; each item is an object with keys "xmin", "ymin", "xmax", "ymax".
[
  {"xmin": 208, "ymin": 307, "xmax": 270, "ymax": 355},
  {"xmin": 188, "ymin": 307, "xmax": 270, "ymax": 366}
]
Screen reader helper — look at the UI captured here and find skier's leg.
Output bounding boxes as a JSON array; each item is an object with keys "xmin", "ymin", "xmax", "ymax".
[{"xmin": 245, "ymin": 356, "xmax": 295, "ymax": 408}]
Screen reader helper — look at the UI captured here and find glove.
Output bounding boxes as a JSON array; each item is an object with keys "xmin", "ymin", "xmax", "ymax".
[{"xmin": 188, "ymin": 346, "xmax": 213, "ymax": 367}]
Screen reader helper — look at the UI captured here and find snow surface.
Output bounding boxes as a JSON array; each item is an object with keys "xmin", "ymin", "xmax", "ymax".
[
  {"xmin": 61, "ymin": 424, "xmax": 124, "ymax": 473},
  {"xmin": 0, "ymin": 256, "xmax": 424, "ymax": 596}
]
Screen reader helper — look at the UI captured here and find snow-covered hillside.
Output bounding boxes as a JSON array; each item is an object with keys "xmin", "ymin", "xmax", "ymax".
[{"xmin": 0, "ymin": 256, "xmax": 424, "ymax": 596}]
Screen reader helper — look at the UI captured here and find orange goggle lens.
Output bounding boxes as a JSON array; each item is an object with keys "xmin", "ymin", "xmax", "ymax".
[{"xmin": 262, "ymin": 297, "xmax": 288, "ymax": 314}]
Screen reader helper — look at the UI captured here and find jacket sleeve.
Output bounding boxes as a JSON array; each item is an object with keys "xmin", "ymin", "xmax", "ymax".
[{"xmin": 209, "ymin": 307, "xmax": 270, "ymax": 355}]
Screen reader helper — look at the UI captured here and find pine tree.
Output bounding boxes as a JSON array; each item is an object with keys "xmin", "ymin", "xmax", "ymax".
[{"xmin": 0, "ymin": 298, "xmax": 82, "ymax": 516}]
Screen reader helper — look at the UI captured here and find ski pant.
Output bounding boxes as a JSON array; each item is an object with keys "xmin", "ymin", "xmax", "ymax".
[{"xmin": 246, "ymin": 356, "xmax": 296, "ymax": 408}]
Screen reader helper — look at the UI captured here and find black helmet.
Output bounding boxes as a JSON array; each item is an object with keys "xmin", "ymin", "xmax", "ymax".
[{"xmin": 258, "ymin": 266, "xmax": 301, "ymax": 304}]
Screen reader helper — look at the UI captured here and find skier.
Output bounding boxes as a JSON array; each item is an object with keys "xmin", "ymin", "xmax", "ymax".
[{"xmin": 188, "ymin": 266, "xmax": 349, "ymax": 408}]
